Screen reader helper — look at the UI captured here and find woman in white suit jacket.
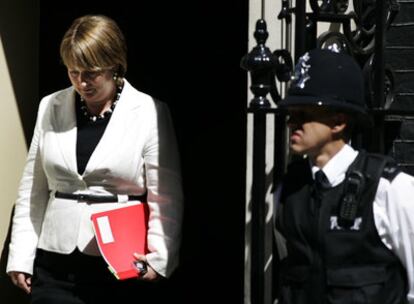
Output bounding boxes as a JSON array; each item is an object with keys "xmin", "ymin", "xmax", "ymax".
[{"xmin": 7, "ymin": 15, "xmax": 183, "ymax": 304}]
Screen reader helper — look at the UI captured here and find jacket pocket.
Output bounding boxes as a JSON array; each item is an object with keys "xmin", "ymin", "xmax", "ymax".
[{"xmin": 326, "ymin": 265, "xmax": 386, "ymax": 304}]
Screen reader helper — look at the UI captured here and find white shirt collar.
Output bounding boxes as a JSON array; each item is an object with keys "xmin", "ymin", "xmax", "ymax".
[{"xmin": 310, "ymin": 144, "xmax": 358, "ymax": 187}]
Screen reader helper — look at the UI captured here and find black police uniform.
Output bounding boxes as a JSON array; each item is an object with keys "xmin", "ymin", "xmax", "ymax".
[
  {"xmin": 275, "ymin": 49, "xmax": 412, "ymax": 304},
  {"xmin": 276, "ymin": 153, "xmax": 408, "ymax": 304}
]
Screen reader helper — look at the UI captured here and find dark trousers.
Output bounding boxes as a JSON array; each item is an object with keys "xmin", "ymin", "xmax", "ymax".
[{"xmin": 31, "ymin": 248, "xmax": 162, "ymax": 304}]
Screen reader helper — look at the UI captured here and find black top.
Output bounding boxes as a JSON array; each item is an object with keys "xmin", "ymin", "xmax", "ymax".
[{"xmin": 75, "ymin": 96, "xmax": 111, "ymax": 175}]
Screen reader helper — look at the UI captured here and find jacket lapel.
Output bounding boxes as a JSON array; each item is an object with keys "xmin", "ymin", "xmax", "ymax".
[
  {"xmin": 52, "ymin": 88, "xmax": 79, "ymax": 175},
  {"xmin": 82, "ymin": 80, "xmax": 141, "ymax": 176}
]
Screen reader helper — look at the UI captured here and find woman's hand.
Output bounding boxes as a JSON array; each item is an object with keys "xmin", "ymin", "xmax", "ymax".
[
  {"xmin": 133, "ymin": 253, "xmax": 161, "ymax": 282},
  {"xmin": 9, "ymin": 271, "xmax": 32, "ymax": 294}
]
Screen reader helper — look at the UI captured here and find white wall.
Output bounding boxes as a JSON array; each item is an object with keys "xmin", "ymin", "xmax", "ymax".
[
  {"xmin": 0, "ymin": 36, "xmax": 27, "ymax": 249},
  {"xmin": 0, "ymin": 1, "xmax": 39, "ymax": 273},
  {"xmin": 245, "ymin": 2, "xmax": 285, "ymax": 303}
]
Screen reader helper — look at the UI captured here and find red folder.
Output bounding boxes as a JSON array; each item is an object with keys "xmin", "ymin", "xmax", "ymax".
[{"xmin": 91, "ymin": 203, "xmax": 149, "ymax": 280}]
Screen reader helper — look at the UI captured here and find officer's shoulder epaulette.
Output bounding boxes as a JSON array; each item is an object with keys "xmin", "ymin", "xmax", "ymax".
[
  {"xmin": 382, "ymin": 160, "xmax": 400, "ymax": 182},
  {"xmin": 364, "ymin": 153, "xmax": 400, "ymax": 183}
]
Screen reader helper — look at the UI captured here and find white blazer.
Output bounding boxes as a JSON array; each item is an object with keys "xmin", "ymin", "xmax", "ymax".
[{"xmin": 7, "ymin": 80, "xmax": 183, "ymax": 278}]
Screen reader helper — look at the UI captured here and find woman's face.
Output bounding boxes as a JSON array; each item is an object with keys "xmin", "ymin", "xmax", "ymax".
[{"xmin": 67, "ymin": 67, "xmax": 115, "ymax": 104}]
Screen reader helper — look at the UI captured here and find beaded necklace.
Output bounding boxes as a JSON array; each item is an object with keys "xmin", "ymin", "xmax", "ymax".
[{"xmin": 80, "ymin": 83, "xmax": 123, "ymax": 122}]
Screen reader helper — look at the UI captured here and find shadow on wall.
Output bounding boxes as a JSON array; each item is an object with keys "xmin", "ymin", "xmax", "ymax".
[
  {"xmin": 0, "ymin": 0, "xmax": 39, "ymax": 303},
  {"xmin": 0, "ymin": 208, "xmax": 30, "ymax": 303},
  {"xmin": 0, "ymin": 0, "xmax": 39, "ymax": 143}
]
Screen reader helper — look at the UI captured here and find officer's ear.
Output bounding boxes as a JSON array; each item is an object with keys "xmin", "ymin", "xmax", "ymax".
[{"xmin": 331, "ymin": 113, "xmax": 348, "ymax": 135}]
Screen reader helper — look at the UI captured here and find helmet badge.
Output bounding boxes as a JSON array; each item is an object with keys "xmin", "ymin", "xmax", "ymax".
[{"xmin": 291, "ymin": 52, "xmax": 311, "ymax": 89}]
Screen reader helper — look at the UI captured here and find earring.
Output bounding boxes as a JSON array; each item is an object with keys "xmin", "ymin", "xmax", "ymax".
[{"xmin": 113, "ymin": 72, "xmax": 118, "ymax": 81}]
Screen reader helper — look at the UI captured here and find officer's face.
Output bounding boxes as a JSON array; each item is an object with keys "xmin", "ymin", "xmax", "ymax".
[{"xmin": 287, "ymin": 106, "xmax": 347, "ymax": 159}]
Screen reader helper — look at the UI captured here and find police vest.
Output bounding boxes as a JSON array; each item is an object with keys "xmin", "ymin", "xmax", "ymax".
[{"xmin": 276, "ymin": 152, "xmax": 408, "ymax": 304}]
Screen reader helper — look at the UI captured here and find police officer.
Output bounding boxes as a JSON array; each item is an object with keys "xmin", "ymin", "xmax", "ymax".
[{"xmin": 274, "ymin": 48, "xmax": 414, "ymax": 304}]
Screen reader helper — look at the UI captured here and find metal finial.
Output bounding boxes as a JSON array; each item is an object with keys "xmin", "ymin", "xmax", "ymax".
[{"xmin": 241, "ymin": 19, "xmax": 278, "ymax": 109}]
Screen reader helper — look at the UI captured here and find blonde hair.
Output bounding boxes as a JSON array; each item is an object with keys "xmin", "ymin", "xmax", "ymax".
[{"xmin": 60, "ymin": 15, "xmax": 127, "ymax": 77}]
